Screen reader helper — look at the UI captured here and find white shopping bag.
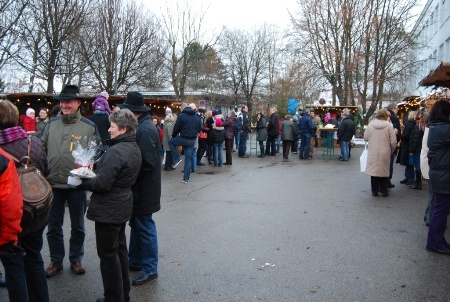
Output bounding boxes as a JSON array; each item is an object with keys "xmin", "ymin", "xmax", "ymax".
[
  {"xmin": 360, "ymin": 143, "xmax": 368, "ymax": 173},
  {"xmin": 162, "ymin": 152, "xmax": 166, "ymax": 165}
]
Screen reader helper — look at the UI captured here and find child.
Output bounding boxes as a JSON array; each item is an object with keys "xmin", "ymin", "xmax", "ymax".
[
  {"xmin": 211, "ymin": 118, "xmax": 225, "ymax": 167},
  {"xmin": 19, "ymin": 108, "xmax": 36, "ymax": 134}
]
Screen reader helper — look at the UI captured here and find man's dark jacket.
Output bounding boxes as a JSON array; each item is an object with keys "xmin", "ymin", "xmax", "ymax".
[
  {"xmin": 338, "ymin": 117, "xmax": 355, "ymax": 141},
  {"xmin": 267, "ymin": 113, "xmax": 279, "ymax": 136},
  {"xmin": 172, "ymin": 107, "xmax": 202, "ymax": 139}
]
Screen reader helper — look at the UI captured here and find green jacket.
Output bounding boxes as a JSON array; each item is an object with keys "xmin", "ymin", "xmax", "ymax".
[{"xmin": 41, "ymin": 110, "xmax": 99, "ymax": 189}]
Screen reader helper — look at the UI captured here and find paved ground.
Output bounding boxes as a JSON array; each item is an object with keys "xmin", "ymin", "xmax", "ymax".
[{"xmin": 2, "ymin": 144, "xmax": 450, "ymax": 302}]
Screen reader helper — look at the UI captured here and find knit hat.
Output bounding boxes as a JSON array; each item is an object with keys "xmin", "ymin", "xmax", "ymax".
[
  {"xmin": 99, "ymin": 90, "xmax": 109, "ymax": 99},
  {"xmin": 215, "ymin": 119, "xmax": 223, "ymax": 127},
  {"xmin": 165, "ymin": 107, "xmax": 172, "ymax": 115},
  {"xmin": 26, "ymin": 108, "xmax": 35, "ymax": 117},
  {"xmin": 212, "ymin": 109, "xmax": 219, "ymax": 116}
]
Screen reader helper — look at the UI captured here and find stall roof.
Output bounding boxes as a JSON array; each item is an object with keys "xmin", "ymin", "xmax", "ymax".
[{"xmin": 419, "ymin": 62, "xmax": 450, "ymax": 88}]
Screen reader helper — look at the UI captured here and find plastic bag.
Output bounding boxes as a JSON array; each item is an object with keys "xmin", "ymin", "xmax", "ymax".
[
  {"xmin": 360, "ymin": 143, "xmax": 368, "ymax": 173},
  {"xmin": 70, "ymin": 139, "xmax": 98, "ymax": 179}
]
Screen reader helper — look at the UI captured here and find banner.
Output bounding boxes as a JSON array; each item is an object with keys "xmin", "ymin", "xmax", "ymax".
[{"xmin": 288, "ymin": 99, "xmax": 299, "ymax": 115}]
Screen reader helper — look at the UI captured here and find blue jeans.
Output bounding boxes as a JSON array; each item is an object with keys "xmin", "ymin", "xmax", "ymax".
[
  {"xmin": 238, "ymin": 131, "xmax": 248, "ymax": 156},
  {"xmin": 169, "ymin": 136, "xmax": 195, "ymax": 181},
  {"xmin": 340, "ymin": 140, "xmax": 350, "ymax": 160},
  {"xmin": 413, "ymin": 152, "xmax": 421, "ymax": 171},
  {"xmin": 191, "ymin": 147, "xmax": 197, "ymax": 172},
  {"xmin": 46, "ymin": 188, "xmax": 86, "ymax": 264},
  {"xmin": 405, "ymin": 165, "xmax": 415, "ymax": 182},
  {"xmin": 235, "ymin": 131, "xmax": 240, "ymax": 149},
  {"xmin": 1, "ymin": 252, "xmax": 28, "ymax": 302},
  {"xmin": 299, "ymin": 133, "xmax": 311, "ymax": 158},
  {"xmin": 213, "ymin": 143, "xmax": 223, "ymax": 166},
  {"xmin": 276, "ymin": 134, "xmax": 281, "ymax": 153},
  {"xmin": 128, "ymin": 214, "xmax": 158, "ymax": 275}
]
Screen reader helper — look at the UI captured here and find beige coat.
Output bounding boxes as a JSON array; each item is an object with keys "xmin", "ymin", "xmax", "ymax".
[{"xmin": 364, "ymin": 119, "xmax": 396, "ymax": 177}]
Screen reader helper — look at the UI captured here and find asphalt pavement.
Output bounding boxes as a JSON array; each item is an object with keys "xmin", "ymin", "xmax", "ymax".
[{"xmin": 2, "ymin": 144, "xmax": 450, "ymax": 302}]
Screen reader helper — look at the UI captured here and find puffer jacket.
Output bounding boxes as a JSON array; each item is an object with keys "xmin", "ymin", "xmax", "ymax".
[
  {"xmin": 210, "ymin": 125, "xmax": 225, "ymax": 143},
  {"xmin": 1, "ymin": 129, "xmax": 50, "ymax": 235},
  {"xmin": 81, "ymin": 133, "xmax": 142, "ymax": 224},
  {"xmin": 256, "ymin": 117, "xmax": 268, "ymax": 141},
  {"xmin": 281, "ymin": 119, "xmax": 295, "ymax": 141},
  {"xmin": 40, "ymin": 110, "xmax": 99, "ymax": 189},
  {"xmin": 0, "ymin": 150, "xmax": 23, "ymax": 246},
  {"xmin": 428, "ymin": 121, "xmax": 450, "ymax": 194},
  {"xmin": 172, "ymin": 107, "xmax": 202, "ymax": 139}
]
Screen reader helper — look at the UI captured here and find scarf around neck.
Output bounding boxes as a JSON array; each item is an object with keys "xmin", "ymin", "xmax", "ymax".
[{"xmin": 0, "ymin": 126, "xmax": 29, "ymax": 145}]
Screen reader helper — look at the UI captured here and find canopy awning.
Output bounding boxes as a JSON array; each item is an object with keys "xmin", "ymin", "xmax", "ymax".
[{"xmin": 419, "ymin": 62, "xmax": 450, "ymax": 88}]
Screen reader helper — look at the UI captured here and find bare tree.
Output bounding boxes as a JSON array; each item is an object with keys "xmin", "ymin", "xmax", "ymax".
[
  {"xmin": 291, "ymin": 0, "xmax": 416, "ymax": 123},
  {"xmin": 219, "ymin": 25, "xmax": 274, "ymax": 112},
  {"xmin": 159, "ymin": 0, "xmax": 216, "ymax": 100},
  {"xmin": 0, "ymin": 0, "xmax": 29, "ymax": 77},
  {"xmin": 78, "ymin": 0, "xmax": 166, "ymax": 95}
]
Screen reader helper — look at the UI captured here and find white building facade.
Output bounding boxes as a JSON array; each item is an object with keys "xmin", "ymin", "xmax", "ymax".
[{"xmin": 409, "ymin": 0, "xmax": 450, "ymax": 95}]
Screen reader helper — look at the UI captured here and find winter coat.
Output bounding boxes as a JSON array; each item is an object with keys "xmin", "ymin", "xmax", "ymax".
[
  {"xmin": 420, "ymin": 127, "xmax": 429, "ymax": 179},
  {"xmin": 256, "ymin": 117, "xmax": 268, "ymax": 141},
  {"xmin": 40, "ymin": 111, "xmax": 99, "ymax": 189},
  {"xmin": 162, "ymin": 121, "xmax": 174, "ymax": 150},
  {"xmin": 238, "ymin": 111, "xmax": 251, "ymax": 133},
  {"xmin": 338, "ymin": 117, "xmax": 355, "ymax": 141},
  {"xmin": 88, "ymin": 112, "xmax": 111, "ymax": 149},
  {"xmin": 387, "ymin": 109, "xmax": 401, "ymax": 142},
  {"xmin": 399, "ymin": 118, "xmax": 415, "ymax": 166},
  {"xmin": 211, "ymin": 125, "xmax": 225, "ymax": 144},
  {"xmin": 20, "ymin": 114, "xmax": 36, "ymax": 132},
  {"xmin": 267, "ymin": 113, "xmax": 279, "ymax": 136},
  {"xmin": 223, "ymin": 116, "xmax": 236, "ymax": 140},
  {"xmin": 281, "ymin": 119, "xmax": 295, "ymax": 141},
  {"xmin": 409, "ymin": 124, "xmax": 424, "ymax": 154},
  {"xmin": 292, "ymin": 120, "xmax": 300, "ymax": 139},
  {"xmin": 133, "ymin": 112, "xmax": 161, "ymax": 215},
  {"xmin": 428, "ymin": 121, "xmax": 450, "ymax": 194},
  {"xmin": 0, "ymin": 150, "xmax": 23, "ymax": 246},
  {"xmin": 82, "ymin": 133, "xmax": 142, "ymax": 224},
  {"xmin": 1, "ymin": 129, "xmax": 50, "ymax": 235},
  {"xmin": 172, "ymin": 107, "xmax": 202, "ymax": 139},
  {"xmin": 35, "ymin": 117, "xmax": 49, "ymax": 134},
  {"xmin": 299, "ymin": 114, "xmax": 313, "ymax": 135},
  {"xmin": 364, "ymin": 118, "xmax": 396, "ymax": 177}
]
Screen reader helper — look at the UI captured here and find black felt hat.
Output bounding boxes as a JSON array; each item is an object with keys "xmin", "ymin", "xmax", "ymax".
[
  {"xmin": 118, "ymin": 92, "xmax": 150, "ymax": 112},
  {"xmin": 53, "ymin": 84, "xmax": 83, "ymax": 101}
]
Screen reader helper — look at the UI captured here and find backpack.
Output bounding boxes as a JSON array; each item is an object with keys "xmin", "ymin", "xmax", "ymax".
[{"xmin": 4, "ymin": 138, "xmax": 53, "ymax": 235}]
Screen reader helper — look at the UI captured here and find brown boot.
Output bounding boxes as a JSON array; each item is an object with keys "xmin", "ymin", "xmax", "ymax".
[
  {"xmin": 70, "ymin": 262, "xmax": 86, "ymax": 275},
  {"xmin": 45, "ymin": 262, "xmax": 63, "ymax": 278}
]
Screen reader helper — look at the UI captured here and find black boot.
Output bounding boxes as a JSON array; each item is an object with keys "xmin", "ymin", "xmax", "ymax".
[{"xmin": 410, "ymin": 171, "xmax": 422, "ymax": 190}]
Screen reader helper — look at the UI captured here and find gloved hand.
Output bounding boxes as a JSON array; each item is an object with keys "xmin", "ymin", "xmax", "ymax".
[{"xmin": 0, "ymin": 240, "xmax": 25, "ymax": 256}]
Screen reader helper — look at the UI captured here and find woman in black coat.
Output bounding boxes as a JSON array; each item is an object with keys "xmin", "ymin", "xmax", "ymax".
[
  {"xmin": 399, "ymin": 111, "xmax": 416, "ymax": 185},
  {"xmin": 408, "ymin": 111, "xmax": 425, "ymax": 190},
  {"xmin": 256, "ymin": 112, "xmax": 268, "ymax": 157},
  {"xmin": 79, "ymin": 109, "xmax": 142, "ymax": 302},
  {"xmin": 426, "ymin": 100, "xmax": 450, "ymax": 255}
]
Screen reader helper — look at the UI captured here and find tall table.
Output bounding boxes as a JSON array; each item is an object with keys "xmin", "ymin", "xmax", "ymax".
[{"xmin": 319, "ymin": 127, "xmax": 339, "ymax": 160}]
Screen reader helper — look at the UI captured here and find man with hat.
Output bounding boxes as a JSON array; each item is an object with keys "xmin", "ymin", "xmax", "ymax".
[
  {"xmin": 118, "ymin": 91, "xmax": 161, "ymax": 286},
  {"xmin": 41, "ymin": 84, "xmax": 100, "ymax": 277}
]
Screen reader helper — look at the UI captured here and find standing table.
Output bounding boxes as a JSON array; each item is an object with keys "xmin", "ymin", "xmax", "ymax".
[{"xmin": 319, "ymin": 127, "xmax": 339, "ymax": 160}]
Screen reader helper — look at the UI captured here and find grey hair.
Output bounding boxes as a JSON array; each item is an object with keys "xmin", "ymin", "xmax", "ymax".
[{"xmin": 109, "ymin": 108, "xmax": 138, "ymax": 135}]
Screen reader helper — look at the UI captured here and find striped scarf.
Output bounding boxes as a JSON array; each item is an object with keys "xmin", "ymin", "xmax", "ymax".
[{"xmin": 0, "ymin": 126, "xmax": 29, "ymax": 145}]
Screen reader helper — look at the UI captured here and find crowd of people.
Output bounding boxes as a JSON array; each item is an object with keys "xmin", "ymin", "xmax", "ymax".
[{"xmin": 1, "ymin": 88, "xmax": 449, "ymax": 302}]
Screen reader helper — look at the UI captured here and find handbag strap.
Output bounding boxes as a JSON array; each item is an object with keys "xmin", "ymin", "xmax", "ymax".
[{"xmin": 2, "ymin": 137, "xmax": 32, "ymax": 167}]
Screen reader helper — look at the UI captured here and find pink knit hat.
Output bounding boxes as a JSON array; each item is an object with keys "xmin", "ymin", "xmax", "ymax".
[{"xmin": 215, "ymin": 119, "xmax": 223, "ymax": 127}]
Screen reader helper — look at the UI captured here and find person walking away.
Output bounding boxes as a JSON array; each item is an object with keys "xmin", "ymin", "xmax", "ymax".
[
  {"xmin": 78, "ymin": 109, "xmax": 142, "ymax": 302},
  {"xmin": 281, "ymin": 115, "xmax": 295, "ymax": 160},
  {"xmin": 117, "ymin": 92, "xmax": 162, "ymax": 285},
  {"xmin": 238, "ymin": 105, "xmax": 251, "ymax": 158},
  {"xmin": 211, "ymin": 118, "xmax": 225, "ymax": 167},
  {"xmin": 0, "ymin": 100, "xmax": 50, "ymax": 302},
  {"xmin": 223, "ymin": 111, "xmax": 236, "ymax": 165},
  {"xmin": 299, "ymin": 109, "xmax": 313, "ymax": 159},
  {"xmin": 337, "ymin": 108, "xmax": 355, "ymax": 161},
  {"xmin": 41, "ymin": 84, "xmax": 100, "ymax": 278},
  {"xmin": 168, "ymin": 103, "xmax": 202, "ymax": 183},
  {"xmin": 88, "ymin": 90, "xmax": 111, "ymax": 152},
  {"xmin": 426, "ymin": 100, "xmax": 450, "ymax": 255},
  {"xmin": 265, "ymin": 107, "xmax": 278, "ymax": 156},
  {"xmin": 256, "ymin": 112, "xmax": 267, "ymax": 157},
  {"xmin": 364, "ymin": 109, "xmax": 397, "ymax": 197}
]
